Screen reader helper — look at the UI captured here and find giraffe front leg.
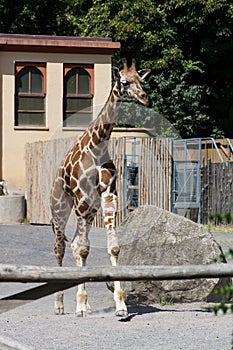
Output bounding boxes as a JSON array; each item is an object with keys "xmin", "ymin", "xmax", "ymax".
[
  {"xmin": 71, "ymin": 240, "xmax": 90, "ymax": 317},
  {"xmin": 102, "ymin": 192, "xmax": 128, "ymax": 317},
  {"xmin": 71, "ymin": 216, "xmax": 91, "ymax": 317}
]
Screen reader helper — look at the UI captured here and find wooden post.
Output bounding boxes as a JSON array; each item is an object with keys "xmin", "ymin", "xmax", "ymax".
[
  {"xmin": 0, "ymin": 263, "xmax": 233, "ymax": 283},
  {"xmin": 1, "ymin": 263, "xmax": 232, "ymax": 314}
]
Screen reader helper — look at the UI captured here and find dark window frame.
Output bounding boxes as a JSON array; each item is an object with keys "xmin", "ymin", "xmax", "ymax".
[
  {"xmin": 63, "ymin": 64, "xmax": 94, "ymax": 128},
  {"xmin": 15, "ymin": 62, "xmax": 46, "ymax": 128}
]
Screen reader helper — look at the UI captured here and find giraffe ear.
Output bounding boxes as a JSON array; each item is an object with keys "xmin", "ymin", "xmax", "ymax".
[
  {"xmin": 138, "ymin": 69, "xmax": 151, "ymax": 81},
  {"xmin": 112, "ymin": 67, "xmax": 120, "ymax": 80}
]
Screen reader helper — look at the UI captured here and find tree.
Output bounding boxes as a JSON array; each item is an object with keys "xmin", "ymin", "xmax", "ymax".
[
  {"xmin": 151, "ymin": 73, "xmax": 210, "ymax": 137},
  {"xmin": 0, "ymin": 0, "xmax": 63, "ymax": 34},
  {"xmin": 0, "ymin": 0, "xmax": 92, "ymax": 35},
  {"xmin": 73, "ymin": 0, "xmax": 211, "ymax": 137},
  {"xmin": 162, "ymin": 0, "xmax": 233, "ymax": 137},
  {"xmin": 0, "ymin": 0, "xmax": 232, "ymax": 138}
]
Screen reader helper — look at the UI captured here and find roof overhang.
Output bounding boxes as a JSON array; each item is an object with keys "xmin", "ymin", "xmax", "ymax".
[{"xmin": 0, "ymin": 33, "xmax": 120, "ymax": 55}]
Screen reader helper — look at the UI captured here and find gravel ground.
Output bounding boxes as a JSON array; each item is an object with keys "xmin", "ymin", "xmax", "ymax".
[{"xmin": 0, "ymin": 224, "xmax": 233, "ymax": 350}]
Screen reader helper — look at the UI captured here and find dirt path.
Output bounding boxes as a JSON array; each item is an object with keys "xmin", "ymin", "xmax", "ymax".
[{"xmin": 0, "ymin": 224, "xmax": 232, "ymax": 350}]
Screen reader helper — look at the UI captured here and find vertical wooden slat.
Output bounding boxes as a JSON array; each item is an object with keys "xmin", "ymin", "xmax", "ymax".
[
  {"xmin": 25, "ymin": 137, "xmax": 173, "ymax": 227},
  {"xmin": 201, "ymin": 160, "xmax": 233, "ymax": 223}
]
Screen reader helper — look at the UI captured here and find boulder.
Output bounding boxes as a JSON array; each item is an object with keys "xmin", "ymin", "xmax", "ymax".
[{"xmin": 113, "ymin": 206, "xmax": 230, "ymax": 304}]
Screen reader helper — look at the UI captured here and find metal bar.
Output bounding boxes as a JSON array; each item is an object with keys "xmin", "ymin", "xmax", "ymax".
[
  {"xmin": 211, "ymin": 138, "xmax": 223, "ymax": 162},
  {"xmin": 226, "ymin": 138, "xmax": 233, "ymax": 156},
  {"xmin": 197, "ymin": 138, "xmax": 201, "ymax": 223},
  {"xmin": 123, "ymin": 155, "xmax": 128, "ymax": 216},
  {"xmin": 173, "ymin": 160, "xmax": 199, "ymax": 164}
]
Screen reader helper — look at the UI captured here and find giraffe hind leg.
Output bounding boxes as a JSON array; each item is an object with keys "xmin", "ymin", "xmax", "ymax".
[
  {"xmin": 51, "ymin": 190, "xmax": 73, "ymax": 267},
  {"xmin": 50, "ymin": 181, "xmax": 73, "ymax": 315}
]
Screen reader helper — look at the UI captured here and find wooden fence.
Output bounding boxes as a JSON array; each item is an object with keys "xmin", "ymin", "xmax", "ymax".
[
  {"xmin": 201, "ymin": 161, "xmax": 233, "ymax": 223},
  {"xmin": 0, "ymin": 262, "xmax": 232, "ymax": 312},
  {"xmin": 25, "ymin": 137, "xmax": 172, "ymax": 226},
  {"xmin": 0, "ymin": 262, "xmax": 233, "ymax": 314},
  {"xmin": 1, "ymin": 262, "xmax": 232, "ymax": 348}
]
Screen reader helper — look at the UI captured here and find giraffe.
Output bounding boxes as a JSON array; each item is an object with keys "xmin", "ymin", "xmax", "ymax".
[{"xmin": 50, "ymin": 59, "xmax": 150, "ymax": 317}]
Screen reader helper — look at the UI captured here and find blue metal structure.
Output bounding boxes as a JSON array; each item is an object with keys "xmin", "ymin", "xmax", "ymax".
[
  {"xmin": 172, "ymin": 139, "xmax": 202, "ymax": 223},
  {"xmin": 123, "ymin": 138, "xmax": 140, "ymax": 215},
  {"xmin": 122, "ymin": 137, "xmax": 233, "ymax": 223}
]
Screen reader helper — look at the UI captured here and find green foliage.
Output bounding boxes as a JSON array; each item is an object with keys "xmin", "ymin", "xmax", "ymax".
[
  {"xmin": 73, "ymin": 0, "xmax": 233, "ymax": 137},
  {"xmin": 74, "ymin": 0, "xmax": 174, "ymax": 66},
  {"xmin": 207, "ymin": 248, "xmax": 233, "ymax": 349},
  {"xmin": 0, "ymin": 0, "xmax": 232, "ymax": 138},
  {"xmin": 23, "ymin": 217, "xmax": 30, "ymax": 224},
  {"xmin": 151, "ymin": 73, "xmax": 209, "ymax": 137},
  {"xmin": 210, "ymin": 127, "xmax": 225, "ymax": 139},
  {"xmin": 0, "ymin": 0, "xmax": 94, "ymax": 35},
  {"xmin": 162, "ymin": 0, "xmax": 233, "ymax": 138},
  {"xmin": 215, "ymin": 213, "xmax": 223, "ymax": 225},
  {"xmin": 159, "ymin": 297, "xmax": 175, "ymax": 306},
  {"xmin": 208, "ymin": 212, "xmax": 233, "ymax": 225},
  {"xmin": 0, "ymin": 0, "xmax": 67, "ymax": 34},
  {"xmin": 116, "ymin": 100, "xmax": 180, "ymax": 138},
  {"xmin": 224, "ymin": 213, "xmax": 233, "ymax": 225}
]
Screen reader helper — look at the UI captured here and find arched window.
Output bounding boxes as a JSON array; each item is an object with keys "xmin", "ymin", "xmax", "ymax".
[
  {"xmin": 63, "ymin": 65, "xmax": 93, "ymax": 127},
  {"xmin": 15, "ymin": 63, "xmax": 46, "ymax": 127}
]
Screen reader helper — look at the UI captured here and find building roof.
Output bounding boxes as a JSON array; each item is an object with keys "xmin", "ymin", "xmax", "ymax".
[{"xmin": 0, "ymin": 33, "xmax": 120, "ymax": 54}]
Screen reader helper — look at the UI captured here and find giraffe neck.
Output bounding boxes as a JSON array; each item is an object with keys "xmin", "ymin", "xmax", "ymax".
[{"xmin": 80, "ymin": 82, "xmax": 123, "ymax": 147}]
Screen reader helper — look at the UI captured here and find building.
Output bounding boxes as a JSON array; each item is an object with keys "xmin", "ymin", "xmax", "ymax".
[{"xmin": 0, "ymin": 33, "xmax": 120, "ymax": 192}]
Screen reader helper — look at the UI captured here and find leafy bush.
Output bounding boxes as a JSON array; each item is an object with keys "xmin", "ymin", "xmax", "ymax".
[
  {"xmin": 208, "ymin": 212, "xmax": 233, "ymax": 226},
  {"xmin": 207, "ymin": 249, "xmax": 233, "ymax": 349}
]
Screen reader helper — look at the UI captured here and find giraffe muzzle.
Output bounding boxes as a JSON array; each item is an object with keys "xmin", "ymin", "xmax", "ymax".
[{"xmin": 138, "ymin": 92, "xmax": 149, "ymax": 106}]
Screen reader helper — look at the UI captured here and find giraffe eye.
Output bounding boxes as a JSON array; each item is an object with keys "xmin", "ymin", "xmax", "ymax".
[{"xmin": 122, "ymin": 80, "xmax": 130, "ymax": 87}]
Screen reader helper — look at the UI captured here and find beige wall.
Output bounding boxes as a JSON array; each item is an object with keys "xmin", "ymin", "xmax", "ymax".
[{"xmin": 0, "ymin": 52, "xmax": 112, "ymax": 191}]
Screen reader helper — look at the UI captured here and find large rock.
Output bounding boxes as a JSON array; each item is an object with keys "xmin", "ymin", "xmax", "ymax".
[{"xmin": 114, "ymin": 206, "xmax": 230, "ymax": 304}]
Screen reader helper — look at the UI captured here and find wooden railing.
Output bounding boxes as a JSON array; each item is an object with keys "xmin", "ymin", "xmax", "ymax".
[{"xmin": 1, "ymin": 262, "xmax": 232, "ymax": 349}]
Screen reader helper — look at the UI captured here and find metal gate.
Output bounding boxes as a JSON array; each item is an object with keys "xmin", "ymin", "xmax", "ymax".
[
  {"xmin": 123, "ymin": 137, "xmax": 172, "ymax": 216},
  {"xmin": 124, "ymin": 138, "xmax": 140, "ymax": 215},
  {"xmin": 124, "ymin": 138, "xmax": 202, "ymax": 223},
  {"xmin": 172, "ymin": 139, "xmax": 201, "ymax": 223}
]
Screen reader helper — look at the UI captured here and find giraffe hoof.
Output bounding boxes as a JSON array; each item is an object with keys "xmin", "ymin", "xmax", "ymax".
[
  {"xmin": 55, "ymin": 307, "xmax": 64, "ymax": 315},
  {"xmin": 75, "ymin": 307, "xmax": 91, "ymax": 317},
  {"xmin": 115, "ymin": 309, "xmax": 128, "ymax": 317},
  {"xmin": 54, "ymin": 291, "xmax": 64, "ymax": 315},
  {"xmin": 76, "ymin": 310, "xmax": 87, "ymax": 317}
]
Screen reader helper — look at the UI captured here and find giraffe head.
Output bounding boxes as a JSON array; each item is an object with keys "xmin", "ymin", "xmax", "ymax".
[{"xmin": 113, "ymin": 59, "xmax": 151, "ymax": 106}]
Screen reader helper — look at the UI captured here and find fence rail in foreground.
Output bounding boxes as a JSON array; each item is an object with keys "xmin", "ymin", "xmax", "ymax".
[
  {"xmin": 1, "ymin": 263, "xmax": 233, "ymax": 283},
  {"xmin": 1, "ymin": 263, "xmax": 232, "ymax": 314},
  {"xmin": 1, "ymin": 263, "xmax": 232, "ymax": 349}
]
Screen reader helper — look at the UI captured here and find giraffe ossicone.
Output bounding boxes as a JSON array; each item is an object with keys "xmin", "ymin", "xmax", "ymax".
[{"xmin": 50, "ymin": 60, "xmax": 150, "ymax": 317}]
